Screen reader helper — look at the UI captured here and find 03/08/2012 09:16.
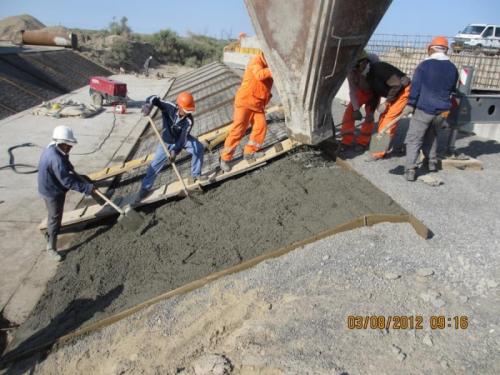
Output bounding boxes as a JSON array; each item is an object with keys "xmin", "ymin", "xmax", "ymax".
[{"xmin": 346, "ymin": 315, "xmax": 469, "ymax": 330}]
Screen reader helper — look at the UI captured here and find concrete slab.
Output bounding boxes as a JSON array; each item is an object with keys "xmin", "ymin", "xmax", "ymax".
[{"xmin": 0, "ymin": 74, "xmax": 172, "ymax": 323}]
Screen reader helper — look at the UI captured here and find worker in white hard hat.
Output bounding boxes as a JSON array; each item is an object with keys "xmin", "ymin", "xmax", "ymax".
[{"xmin": 37, "ymin": 126, "xmax": 94, "ymax": 261}]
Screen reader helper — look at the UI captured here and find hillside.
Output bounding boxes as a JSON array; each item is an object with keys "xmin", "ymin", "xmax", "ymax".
[
  {"xmin": 0, "ymin": 14, "xmax": 45, "ymax": 42},
  {"xmin": 0, "ymin": 15, "xmax": 229, "ymax": 73}
]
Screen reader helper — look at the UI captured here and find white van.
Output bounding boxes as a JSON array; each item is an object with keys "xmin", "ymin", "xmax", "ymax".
[{"xmin": 452, "ymin": 24, "xmax": 500, "ymax": 54}]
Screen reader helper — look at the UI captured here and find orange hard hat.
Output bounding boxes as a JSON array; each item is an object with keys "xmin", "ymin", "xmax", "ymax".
[
  {"xmin": 176, "ymin": 91, "xmax": 195, "ymax": 113},
  {"xmin": 429, "ymin": 36, "xmax": 449, "ymax": 49},
  {"xmin": 239, "ymin": 32, "xmax": 247, "ymax": 39}
]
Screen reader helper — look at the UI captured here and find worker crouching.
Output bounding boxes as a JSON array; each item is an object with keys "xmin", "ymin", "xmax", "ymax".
[
  {"xmin": 37, "ymin": 126, "xmax": 94, "ymax": 262},
  {"xmin": 220, "ymin": 51, "xmax": 273, "ymax": 172},
  {"xmin": 403, "ymin": 36, "xmax": 458, "ymax": 181},
  {"xmin": 364, "ymin": 61, "xmax": 412, "ymax": 161},
  {"xmin": 137, "ymin": 92, "xmax": 204, "ymax": 200},
  {"xmin": 339, "ymin": 51, "xmax": 379, "ymax": 152}
]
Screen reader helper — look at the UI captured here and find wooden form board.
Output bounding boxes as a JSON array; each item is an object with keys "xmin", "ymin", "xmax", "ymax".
[
  {"xmin": 39, "ymin": 138, "xmax": 298, "ymax": 231},
  {"xmin": 87, "ymin": 105, "xmax": 283, "ymax": 182},
  {"xmin": 87, "ymin": 122, "xmax": 232, "ymax": 181},
  {"xmin": 441, "ymin": 156, "xmax": 483, "ymax": 171}
]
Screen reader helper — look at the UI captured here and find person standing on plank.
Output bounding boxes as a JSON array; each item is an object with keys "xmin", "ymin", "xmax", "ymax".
[
  {"xmin": 137, "ymin": 92, "xmax": 205, "ymax": 201},
  {"xmin": 403, "ymin": 36, "xmax": 458, "ymax": 181},
  {"xmin": 38, "ymin": 126, "xmax": 94, "ymax": 262},
  {"xmin": 220, "ymin": 51, "xmax": 273, "ymax": 172}
]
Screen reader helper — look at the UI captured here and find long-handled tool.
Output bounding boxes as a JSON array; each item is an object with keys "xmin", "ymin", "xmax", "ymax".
[
  {"xmin": 76, "ymin": 173, "xmax": 146, "ymax": 231},
  {"xmin": 146, "ymin": 116, "xmax": 190, "ymax": 197},
  {"xmin": 93, "ymin": 189, "xmax": 146, "ymax": 231},
  {"xmin": 368, "ymin": 113, "xmax": 407, "ymax": 154}
]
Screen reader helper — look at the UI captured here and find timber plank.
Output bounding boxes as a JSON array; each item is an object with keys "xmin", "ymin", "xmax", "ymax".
[
  {"xmin": 39, "ymin": 138, "xmax": 298, "ymax": 230},
  {"xmin": 87, "ymin": 106, "xmax": 283, "ymax": 181}
]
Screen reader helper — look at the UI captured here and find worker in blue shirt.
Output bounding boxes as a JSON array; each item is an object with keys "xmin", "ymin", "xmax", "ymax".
[
  {"xmin": 38, "ymin": 126, "xmax": 94, "ymax": 261},
  {"xmin": 137, "ymin": 92, "xmax": 205, "ymax": 201},
  {"xmin": 402, "ymin": 36, "xmax": 458, "ymax": 181}
]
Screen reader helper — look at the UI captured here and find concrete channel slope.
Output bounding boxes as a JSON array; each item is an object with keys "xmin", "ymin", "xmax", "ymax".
[
  {"xmin": 0, "ymin": 49, "xmax": 111, "ymax": 120},
  {"xmin": 0, "ymin": 73, "xmax": 172, "ymax": 326}
]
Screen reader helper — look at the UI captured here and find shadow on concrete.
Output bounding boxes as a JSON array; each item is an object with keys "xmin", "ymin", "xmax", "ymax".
[
  {"xmin": 454, "ymin": 139, "xmax": 500, "ymax": 158},
  {"xmin": 59, "ymin": 223, "xmax": 114, "ymax": 258},
  {"xmin": 0, "ymin": 285, "xmax": 123, "ymax": 374}
]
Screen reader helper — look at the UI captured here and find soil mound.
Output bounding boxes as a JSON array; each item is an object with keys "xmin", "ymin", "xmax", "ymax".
[{"xmin": 0, "ymin": 14, "xmax": 45, "ymax": 42}]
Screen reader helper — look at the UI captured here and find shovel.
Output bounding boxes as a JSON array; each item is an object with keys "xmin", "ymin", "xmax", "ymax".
[
  {"xmin": 76, "ymin": 173, "xmax": 145, "ymax": 231},
  {"xmin": 146, "ymin": 116, "xmax": 190, "ymax": 197},
  {"xmin": 368, "ymin": 113, "xmax": 406, "ymax": 154},
  {"xmin": 93, "ymin": 189, "xmax": 146, "ymax": 231}
]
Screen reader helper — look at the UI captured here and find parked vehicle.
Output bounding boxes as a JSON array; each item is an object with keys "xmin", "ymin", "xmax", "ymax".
[
  {"xmin": 452, "ymin": 24, "xmax": 500, "ymax": 54},
  {"xmin": 89, "ymin": 77, "xmax": 127, "ymax": 107}
]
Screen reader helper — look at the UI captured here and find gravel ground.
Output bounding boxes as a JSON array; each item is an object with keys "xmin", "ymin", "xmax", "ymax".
[{"xmin": 3, "ymin": 129, "xmax": 499, "ymax": 374}]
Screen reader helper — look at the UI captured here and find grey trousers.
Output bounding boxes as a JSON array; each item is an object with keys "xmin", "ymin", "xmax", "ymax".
[
  {"xmin": 404, "ymin": 109, "xmax": 443, "ymax": 170},
  {"xmin": 43, "ymin": 194, "xmax": 66, "ymax": 250}
]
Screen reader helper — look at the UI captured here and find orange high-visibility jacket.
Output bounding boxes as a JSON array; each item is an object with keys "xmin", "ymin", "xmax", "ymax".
[{"xmin": 235, "ymin": 53, "xmax": 273, "ymax": 112}]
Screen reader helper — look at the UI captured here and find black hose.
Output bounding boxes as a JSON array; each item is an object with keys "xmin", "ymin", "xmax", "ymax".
[{"xmin": 0, "ymin": 143, "xmax": 41, "ymax": 174}]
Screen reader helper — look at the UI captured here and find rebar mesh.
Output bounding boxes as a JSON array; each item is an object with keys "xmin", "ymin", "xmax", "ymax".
[{"xmin": 366, "ymin": 34, "xmax": 500, "ymax": 90}]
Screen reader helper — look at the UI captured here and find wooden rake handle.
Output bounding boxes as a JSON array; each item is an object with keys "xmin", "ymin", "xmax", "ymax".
[
  {"xmin": 146, "ymin": 116, "xmax": 190, "ymax": 197},
  {"xmin": 93, "ymin": 189, "xmax": 125, "ymax": 215}
]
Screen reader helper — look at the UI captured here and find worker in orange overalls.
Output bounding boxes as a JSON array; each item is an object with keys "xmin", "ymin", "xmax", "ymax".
[
  {"xmin": 220, "ymin": 51, "xmax": 273, "ymax": 172},
  {"xmin": 363, "ymin": 61, "xmax": 412, "ymax": 161},
  {"xmin": 339, "ymin": 51, "xmax": 379, "ymax": 152}
]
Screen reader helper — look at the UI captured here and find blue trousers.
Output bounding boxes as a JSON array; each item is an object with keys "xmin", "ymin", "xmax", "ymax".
[{"xmin": 141, "ymin": 135, "xmax": 204, "ymax": 191}]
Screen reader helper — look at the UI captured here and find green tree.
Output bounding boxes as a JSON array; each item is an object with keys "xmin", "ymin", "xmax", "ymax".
[{"xmin": 109, "ymin": 16, "xmax": 132, "ymax": 36}]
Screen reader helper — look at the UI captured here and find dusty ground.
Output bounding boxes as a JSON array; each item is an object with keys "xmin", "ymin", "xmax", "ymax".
[{"xmin": 3, "ymin": 150, "xmax": 405, "ymax": 363}]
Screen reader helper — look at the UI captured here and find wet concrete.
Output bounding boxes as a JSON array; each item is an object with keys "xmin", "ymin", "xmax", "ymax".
[{"xmin": 6, "ymin": 149, "xmax": 406, "ymax": 356}]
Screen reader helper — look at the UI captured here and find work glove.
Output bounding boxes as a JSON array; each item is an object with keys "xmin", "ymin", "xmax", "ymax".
[
  {"xmin": 142, "ymin": 103, "xmax": 153, "ymax": 116},
  {"xmin": 169, "ymin": 150, "xmax": 177, "ymax": 162},
  {"xmin": 402, "ymin": 105, "xmax": 415, "ymax": 117},
  {"xmin": 365, "ymin": 112, "xmax": 374, "ymax": 123},
  {"xmin": 352, "ymin": 109, "xmax": 363, "ymax": 121},
  {"xmin": 377, "ymin": 101, "xmax": 387, "ymax": 114}
]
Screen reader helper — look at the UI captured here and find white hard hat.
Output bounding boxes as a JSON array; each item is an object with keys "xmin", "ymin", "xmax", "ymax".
[{"xmin": 52, "ymin": 125, "xmax": 78, "ymax": 144}]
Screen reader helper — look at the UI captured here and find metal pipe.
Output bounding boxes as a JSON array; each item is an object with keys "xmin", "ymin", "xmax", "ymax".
[{"xmin": 21, "ymin": 30, "xmax": 78, "ymax": 49}]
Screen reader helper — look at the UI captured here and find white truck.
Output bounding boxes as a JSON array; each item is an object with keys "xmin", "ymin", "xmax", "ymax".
[{"xmin": 452, "ymin": 24, "xmax": 500, "ymax": 54}]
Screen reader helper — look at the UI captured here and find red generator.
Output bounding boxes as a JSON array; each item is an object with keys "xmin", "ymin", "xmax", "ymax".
[{"xmin": 89, "ymin": 76, "xmax": 127, "ymax": 107}]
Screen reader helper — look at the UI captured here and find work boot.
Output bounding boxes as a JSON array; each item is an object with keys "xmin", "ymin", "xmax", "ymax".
[
  {"xmin": 46, "ymin": 248, "xmax": 62, "ymax": 262},
  {"xmin": 354, "ymin": 144, "xmax": 367, "ymax": 153},
  {"xmin": 194, "ymin": 174, "xmax": 209, "ymax": 183},
  {"xmin": 133, "ymin": 188, "xmax": 152, "ymax": 205},
  {"xmin": 428, "ymin": 162, "xmax": 438, "ymax": 172},
  {"xmin": 405, "ymin": 168, "xmax": 416, "ymax": 182},
  {"xmin": 220, "ymin": 159, "xmax": 231, "ymax": 173},
  {"xmin": 46, "ymin": 236, "xmax": 62, "ymax": 262},
  {"xmin": 244, "ymin": 151, "xmax": 265, "ymax": 160},
  {"xmin": 336, "ymin": 143, "xmax": 351, "ymax": 157}
]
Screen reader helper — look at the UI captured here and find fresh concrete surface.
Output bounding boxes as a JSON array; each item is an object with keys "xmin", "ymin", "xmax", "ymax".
[{"xmin": 0, "ymin": 74, "xmax": 172, "ymax": 323}]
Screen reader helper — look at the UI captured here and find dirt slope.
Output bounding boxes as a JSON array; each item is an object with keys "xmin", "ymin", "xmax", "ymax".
[{"xmin": 0, "ymin": 15, "xmax": 45, "ymax": 42}]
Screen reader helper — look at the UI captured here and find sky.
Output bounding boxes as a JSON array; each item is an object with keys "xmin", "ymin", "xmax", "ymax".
[{"xmin": 1, "ymin": 0, "xmax": 499, "ymax": 38}]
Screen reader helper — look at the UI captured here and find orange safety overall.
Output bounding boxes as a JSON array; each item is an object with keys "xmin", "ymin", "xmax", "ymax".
[
  {"xmin": 340, "ymin": 89, "xmax": 375, "ymax": 146},
  {"xmin": 371, "ymin": 84, "xmax": 411, "ymax": 158},
  {"xmin": 221, "ymin": 53, "xmax": 273, "ymax": 162}
]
